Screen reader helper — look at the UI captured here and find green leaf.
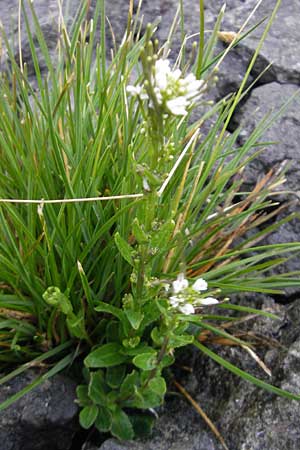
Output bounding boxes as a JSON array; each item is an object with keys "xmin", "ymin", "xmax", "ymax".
[
  {"xmin": 159, "ymin": 354, "xmax": 175, "ymax": 368},
  {"xmin": 106, "ymin": 365, "xmax": 126, "ymax": 389},
  {"xmin": 76, "ymin": 385, "xmax": 90, "ymax": 407},
  {"xmin": 66, "ymin": 310, "xmax": 86, "ymax": 339},
  {"xmin": 106, "ymin": 321, "xmax": 121, "ymax": 343},
  {"xmin": 84, "ymin": 343, "xmax": 128, "ymax": 368},
  {"xmin": 95, "ymin": 406, "xmax": 112, "ymax": 432},
  {"xmin": 151, "ymin": 327, "xmax": 164, "ymax": 346},
  {"xmin": 95, "ymin": 301, "xmax": 125, "ymax": 322},
  {"xmin": 130, "ymin": 413, "xmax": 155, "ymax": 438},
  {"xmin": 140, "ymin": 301, "xmax": 162, "ymax": 329},
  {"xmin": 154, "ymin": 298, "xmax": 169, "ymax": 316},
  {"xmin": 131, "ymin": 378, "xmax": 165, "ymax": 409},
  {"xmin": 133, "ymin": 352, "xmax": 157, "ymax": 370},
  {"xmin": 114, "ymin": 232, "xmax": 134, "ymax": 266},
  {"xmin": 43, "ymin": 286, "xmax": 73, "ymax": 315},
  {"xmin": 120, "ymin": 370, "xmax": 140, "ymax": 397},
  {"xmin": 217, "ymin": 303, "xmax": 280, "ymax": 320},
  {"xmin": 79, "ymin": 404, "xmax": 99, "ymax": 429},
  {"xmin": 111, "ymin": 408, "xmax": 134, "ymax": 440},
  {"xmin": 132, "ymin": 218, "xmax": 148, "ymax": 244},
  {"xmin": 148, "ymin": 376, "xmax": 167, "ymax": 396},
  {"xmin": 124, "ymin": 309, "xmax": 144, "ymax": 330},
  {"xmin": 151, "ymin": 220, "xmax": 175, "ymax": 250},
  {"xmin": 169, "ymin": 333, "xmax": 194, "ymax": 348},
  {"xmin": 122, "ymin": 343, "xmax": 155, "ymax": 356},
  {"xmin": 88, "ymin": 370, "xmax": 108, "ymax": 405},
  {"xmin": 122, "ymin": 336, "xmax": 141, "ymax": 348}
]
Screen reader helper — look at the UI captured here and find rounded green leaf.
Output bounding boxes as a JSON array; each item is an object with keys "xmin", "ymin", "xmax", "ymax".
[
  {"xmin": 124, "ymin": 309, "xmax": 144, "ymax": 330},
  {"xmin": 79, "ymin": 404, "xmax": 98, "ymax": 429},
  {"xmin": 111, "ymin": 407, "xmax": 134, "ymax": 440},
  {"xmin": 88, "ymin": 370, "xmax": 108, "ymax": 405},
  {"xmin": 106, "ymin": 365, "xmax": 126, "ymax": 389},
  {"xmin": 148, "ymin": 376, "xmax": 167, "ymax": 396},
  {"xmin": 76, "ymin": 385, "xmax": 90, "ymax": 406},
  {"xmin": 114, "ymin": 232, "xmax": 134, "ymax": 266},
  {"xmin": 120, "ymin": 370, "xmax": 140, "ymax": 397},
  {"xmin": 133, "ymin": 352, "xmax": 157, "ymax": 370},
  {"xmin": 95, "ymin": 406, "xmax": 112, "ymax": 432},
  {"xmin": 84, "ymin": 343, "xmax": 128, "ymax": 368}
]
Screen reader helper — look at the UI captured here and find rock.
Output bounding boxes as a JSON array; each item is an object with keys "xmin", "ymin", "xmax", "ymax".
[
  {"xmin": 98, "ymin": 425, "xmax": 221, "ymax": 450},
  {"xmin": 219, "ymin": 339, "xmax": 300, "ymax": 450},
  {"xmin": 207, "ymin": 0, "xmax": 300, "ymax": 85},
  {"xmin": 189, "ymin": 297, "xmax": 300, "ymax": 450},
  {"xmin": 0, "ymin": 370, "xmax": 78, "ymax": 450},
  {"xmin": 233, "ymin": 82, "xmax": 300, "ymax": 189}
]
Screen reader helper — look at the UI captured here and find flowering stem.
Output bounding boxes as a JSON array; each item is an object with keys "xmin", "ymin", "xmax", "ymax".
[
  {"xmin": 196, "ymin": 0, "xmax": 205, "ymax": 78},
  {"xmin": 143, "ymin": 335, "xmax": 170, "ymax": 388}
]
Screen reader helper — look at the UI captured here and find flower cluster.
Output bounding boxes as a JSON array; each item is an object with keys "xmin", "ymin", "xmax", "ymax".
[
  {"xmin": 168, "ymin": 273, "xmax": 219, "ymax": 315},
  {"xmin": 127, "ymin": 59, "xmax": 204, "ymax": 116}
]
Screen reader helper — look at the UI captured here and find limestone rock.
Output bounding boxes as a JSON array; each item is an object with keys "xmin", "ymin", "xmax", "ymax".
[{"xmin": 0, "ymin": 370, "xmax": 78, "ymax": 450}]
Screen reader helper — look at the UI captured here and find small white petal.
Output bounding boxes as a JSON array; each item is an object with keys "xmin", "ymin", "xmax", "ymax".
[
  {"xmin": 184, "ymin": 73, "xmax": 197, "ymax": 83},
  {"xmin": 155, "ymin": 71, "xmax": 168, "ymax": 91},
  {"xmin": 166, "ymin": 97, "xmax": 188, "ymax": 116},
  {"xmin": 192, "ymin": 278, "xmax": 208, "ymax": 292},
  {"xmin": 140, "ymin": 92, "xmax": 149, "ymax": 101},
  {"xmin": 126, "ymin": 85, "xmax": 141, "ymax": 96},
  {"xmin": 163, "ymin": 283, "xmax": 170, "ymax": 292},
  {"xmin": 142, "ymin": 177, "xmax": 151, "ymax": 191},
  {"xmin": 199, "ymin": 297, "xmax": 219, "ymax": 306},
  {"xmin": 172, "ymin": 273, "xmax": 189, "ymax": 293},
  {"xmin": 155, "ymin": 59, "xmax": 171, "ymax": 75},
  {"xmin": 178, "ymin": 303, "xmax": 195, "ymax": 315},
  {"xmin": 154, "ymin": 87, "xmax": 163, "ymax": 104},
  {"xmin": 170, "ymin": 68, "xmax": 182, "ymax": 81},
  {"xmin": 169, "ymin": 296, "xmax": 181, "ymax": 307}
]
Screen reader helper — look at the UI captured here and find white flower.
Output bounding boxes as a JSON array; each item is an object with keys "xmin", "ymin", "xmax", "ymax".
[
  {"xmin": 126, "ymin": 84, "xmax": 148, "ymax": 100},
  {"xmin": 169, "ymin": 296, "xmax": 181, "ymax": 307},
  {"xmin": 172, "ymin": 273, "xmax": 189, "ymax": 294},
  {"xmin": 126, "ymin": 85, "xmax": 142, "ymax": 96},
  {"xmin": 192, "ymin": 278, "xmax": 208, "ymax": 292},
  {"xmin": 154, "ymin": 59, "xmax": 171, "ymax": 91},
  {"xmin": 167, "ymin": 274, "xmax": 219, "ymax": 315},
  {"xmin": 152, "ymin": 59, "xmax": 204, "ymax": 116},
  {"xmin": 179, "ymin": 74, "xmax": 205, "ymax": 100},
  {"xmin": 166, "ymin": 97, "xmax": 189, "ymax": 115},
  {"xmin": 178, "ymin": 303, "xmax": 195, "ymax": 315},
  {"xmin": 127, "ymin": 59, "xmax": 205, "ymax": 116},
  {"xmin": 198, "ymin": 297, "xmax": 219, "ymax": 306}
]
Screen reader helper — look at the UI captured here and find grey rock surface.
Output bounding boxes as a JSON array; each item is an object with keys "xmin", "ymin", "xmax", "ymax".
[
  {"xmin": 0, "ymin": 370, "xmax": 78, "ymax": 450},
  {"xmin": 220, "ymin": 0, "xmax": 300, "ymax": 84},
  {"xmin": 233, "ymin": 83, "xmax": 300, "ymax": 188},
  {"xmin": 98, "ymin": 431, "xmax": 220, "ymax": 450},
  {"xmin": 231, "ymin": 82, "xmax": 300, "ymax": 275},
  {"xmin": 172, "ymin": 297, "xmax": 300, "ymax": 450}
]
